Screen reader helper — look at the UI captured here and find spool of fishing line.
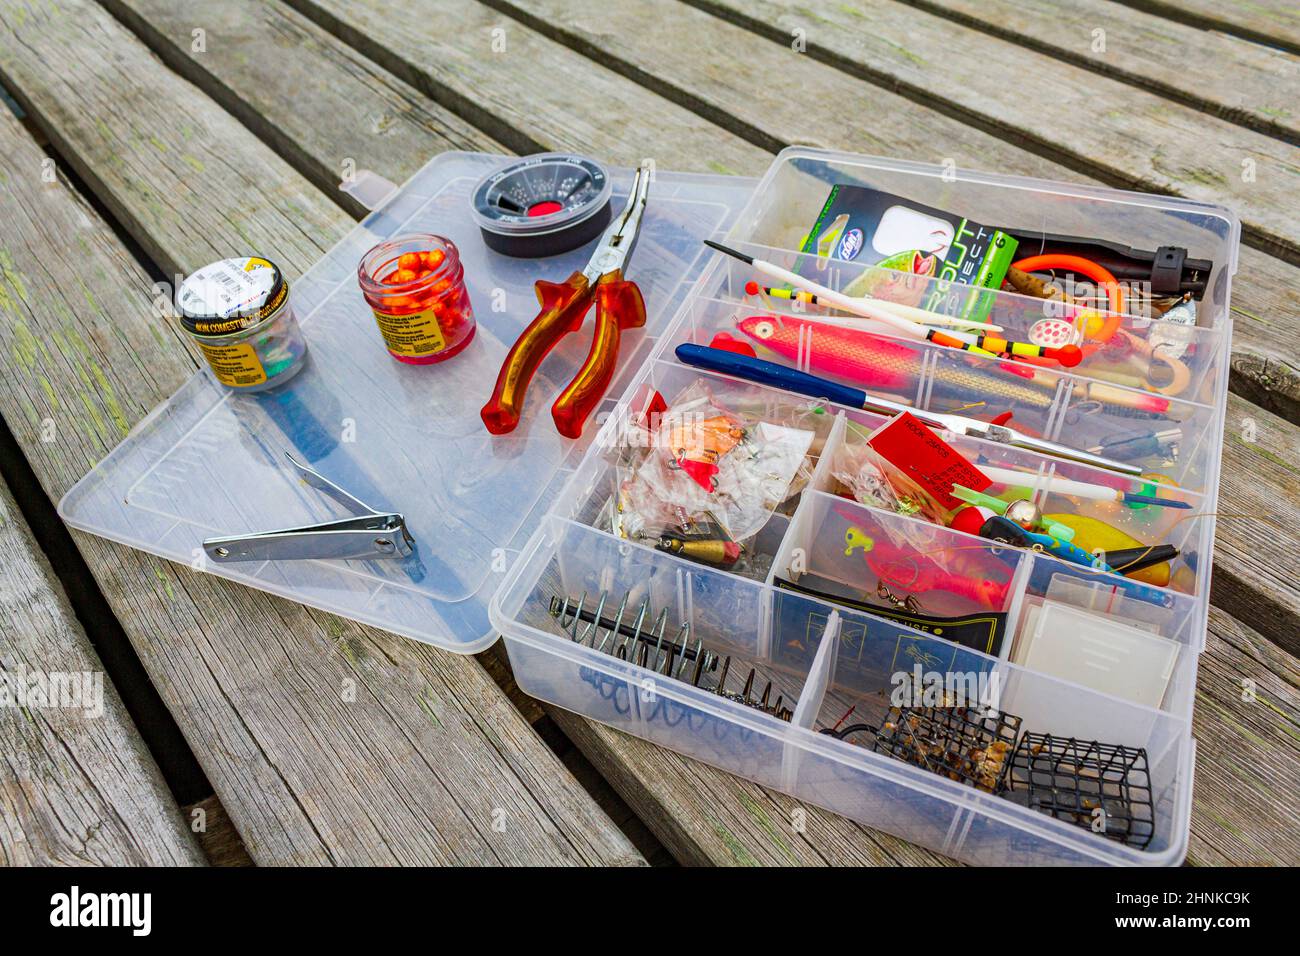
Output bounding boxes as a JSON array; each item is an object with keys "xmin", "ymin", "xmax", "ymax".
[{"xmin": 470, "ymin": 153, "xmax": 612, "ymax": 257}]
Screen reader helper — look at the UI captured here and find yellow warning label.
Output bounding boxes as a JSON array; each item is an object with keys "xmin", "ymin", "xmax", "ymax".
[
  {"xmin": 198, "ymin": 341, "xmax": 267, "ymax": 387},
  {"xmin": 372, "ymin": 306, "xmax": 446, "ymax": 357}
]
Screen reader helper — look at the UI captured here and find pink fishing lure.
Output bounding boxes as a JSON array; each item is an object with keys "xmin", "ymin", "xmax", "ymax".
[
  {"xmin": 735, "ymin": 314, "xmax": 916, "ymax": 390},
  {"xmin": 734, "ymin": 314, "xmax": 1169, "ymax": 415}
]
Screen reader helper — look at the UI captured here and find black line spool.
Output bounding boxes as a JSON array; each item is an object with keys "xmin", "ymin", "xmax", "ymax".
[{"xmin": 470, "ymin": 153, "xmax": 613, "ymax": 258}]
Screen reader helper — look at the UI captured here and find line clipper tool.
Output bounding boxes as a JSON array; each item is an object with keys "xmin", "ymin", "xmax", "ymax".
[{"xmin": 202, "ymin": 453, "xmax": 414, "ymax": 563}]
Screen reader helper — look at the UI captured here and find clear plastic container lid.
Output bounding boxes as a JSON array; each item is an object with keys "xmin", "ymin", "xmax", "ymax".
[{"xmin": 58, "ymin": 152, "xmax": 752, "ymax": 653}]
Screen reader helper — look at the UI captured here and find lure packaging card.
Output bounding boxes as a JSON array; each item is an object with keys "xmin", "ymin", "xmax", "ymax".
[{"xmin": 798, "ymin": 184, "xmax": 1018, "ymax": 323}]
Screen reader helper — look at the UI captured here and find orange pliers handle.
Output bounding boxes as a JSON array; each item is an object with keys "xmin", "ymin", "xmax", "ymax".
[{"xmin": 480, "ymin": 268, "xmax": 645, "ymax": 438}]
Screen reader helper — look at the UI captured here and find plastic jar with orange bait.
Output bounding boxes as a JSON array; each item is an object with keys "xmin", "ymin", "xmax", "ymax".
[{"xmin": 357, "ymin": 234, "xmax": 476, "ymax": 364}]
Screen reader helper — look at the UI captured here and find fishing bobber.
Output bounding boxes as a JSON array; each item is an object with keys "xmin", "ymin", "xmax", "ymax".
[
  {"xmin": 951, "ymin": 483, "xmax": 1077, "ymax": 541},
  {"xmin": 705, "ymin": 240, "xmax": 1084, "ymax": 366},
  {"xmin": 949, "ymin": 504, "xmax": 998, "ymax": 536}
]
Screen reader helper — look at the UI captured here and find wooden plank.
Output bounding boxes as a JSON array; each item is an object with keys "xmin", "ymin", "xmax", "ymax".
[
  {"xmin": 1189, "ymin": 607, "xmax": 1300, "ymax": 865},
  {"xmin": 1116, "ymin": 0, "xmax": 1300, "ymax": 57},
  {"xmin": 478, "ymin": 0, "xmax": 1300, "ymax": 424},
  {"xmin": 906, "ymin": 0, "xmax": 1300, "ymax": 144},
  {"xmin": 0, "ymin": 477, "xmax": 206, "ymax": 866},
  {"xmin": 0, "ymin": 2, "xmax": 641, "ymax": 866},
  {"xmin": 0, "ymin": 7, "xmax": 338, "ymax": 284},
  {"xmin": 479, "ymin": 642, "xmax": 679, "ymax": 863},
  {"xmin": 1214, "ymin": 393, "xmax": 1300, "ymax": 657},
  {"xmin": 283, "ymin": 0, "xmax": 768, "ymax": 176},
  {"xmin": 340, "ymin": 0, "xmax": 1072, "ymax": 169},
  {"xmin": 679, "ymin": 0, "xmax": 1300, "ymax": 263},
  {"xmin": 1224, "ymin": 247, "xmax": 1300, "ymax": 425},
  {"xmin": 99, "ymin": 0, "xmax": 504, "ymax": 217}
]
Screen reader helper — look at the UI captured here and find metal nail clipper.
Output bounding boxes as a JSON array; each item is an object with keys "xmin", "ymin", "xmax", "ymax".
[{"xmin": 202, "ymin": 453, "xmax": 414, "ymax": 563}]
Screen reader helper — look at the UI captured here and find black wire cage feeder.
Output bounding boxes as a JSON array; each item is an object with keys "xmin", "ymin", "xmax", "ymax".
[
  {"xmin": 1007, "ymin": 733, "xmax": 1156, "ymax": 849},
  {"xmin": 869, "ymin": 702, "xmax": 1022, "ymax": 794}
]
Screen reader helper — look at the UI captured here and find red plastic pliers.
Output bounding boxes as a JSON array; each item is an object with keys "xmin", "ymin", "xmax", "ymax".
[{"xmin": 481, "ymin": 164, "xmax": 650, "ymax": 439}]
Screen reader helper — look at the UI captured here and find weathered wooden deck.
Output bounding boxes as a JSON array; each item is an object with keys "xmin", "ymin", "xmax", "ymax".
[{"xmin": 0, "ymin": 0, "xmax": 1295, "ymax": 866}]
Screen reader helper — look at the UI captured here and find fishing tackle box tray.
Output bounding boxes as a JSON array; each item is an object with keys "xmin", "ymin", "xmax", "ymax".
[
  {"xmin": 490, "ymin": 148, "xmax": 1235, "ymax": 866},
  {"xmin": 60, "ymin": 148, "xmax": 1236, "ymax": 866}
]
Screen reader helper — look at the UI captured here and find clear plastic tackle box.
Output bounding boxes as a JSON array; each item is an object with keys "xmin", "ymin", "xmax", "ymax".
[
  {"xmin": 62, "ymin": 148, "xmax": 1236, "ymax": 866},
  {"xmin": 490, "ymin": 148, "xmax": 1235, "ymax": 866}
]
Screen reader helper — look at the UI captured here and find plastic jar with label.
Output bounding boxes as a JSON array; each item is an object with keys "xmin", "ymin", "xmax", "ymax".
[
  {"xmin": 357, "ymin": 234, "xmax": 476, "ymax": 364},
  {"xmin": 176, "ymin": 256, "xmax": 308, "ymax": 392}
]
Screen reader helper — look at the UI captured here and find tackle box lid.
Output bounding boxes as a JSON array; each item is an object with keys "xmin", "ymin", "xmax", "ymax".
[{"xmin": 58, "ymin": 152, "xmax": 756, "ymax": 654}]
